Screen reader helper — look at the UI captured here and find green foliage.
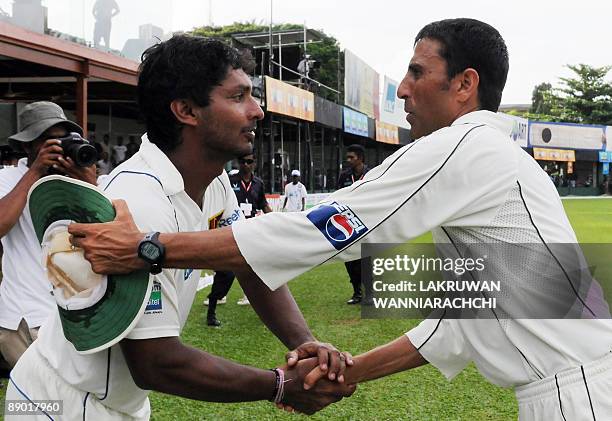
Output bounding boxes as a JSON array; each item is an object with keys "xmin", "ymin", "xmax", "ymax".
[
  {"xmin": 531, "ymin": 64, "xmax": 612, "ymax": 124},
  {"xmin": 507, "ymin": 109, "xmax": 568, "ymax": 123},
  {"xmin": 301, "ymin": 36, "xmax": 343, "ymax": 101},
  {"xmin": 558, "ymin": 64, "xmax": 612, "ymax": 125},
  {"xmin": 530, "ymin": 82, "xmax": 554, "ymax": 115},
  {"xmin": 190, "ymin": 21, "xmax": 343, "ymax": 102},
  {"xmin": 191, "ymin": 21, "xmax": 303, "ymax": 38}
]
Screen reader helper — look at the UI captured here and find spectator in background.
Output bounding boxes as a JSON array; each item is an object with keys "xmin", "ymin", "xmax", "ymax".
[
  {"xmin": 205, "ymin": 153, "xmax": 273, "ymax": 325},
  {"xmin": 112, "ymin": 135, "xmax": 127, "ymax": 166},
  {"xmin": 283, "ymin": 170, "xmax": 307, "ymax": 212},
  {"xmin": 126, "ymin": 135, "xmax": 140, "ymax": 160},
  {"xmin": 230, "ymin": 153, "xmax": 273, "ymax": 218},
  {"xmin": 100, "ymin": 133, "xmax": 111, "ymax": 162},
  {"xmin": 0, "ymin": 146, "xmax": 15, "ymax": 169},
  {"xmin": 0, "ymin": 101, "xmax": 96, "ymax": 368},
  {"xmin": 337, "ymin": 144, "xmax": 372, "ymax": 305},
  {"xmin": 0, "ymin": 146, "xmax": 25, "ymax": 168},
  {"xmin": 92, "ymin": 0, "xmax": 120, "ymax": 50},
  {"xmin": 297, "ymin": 54, "xmax": 311, "ymax": 89},
  {"xmin": 91, "ymin": 133, "xmax": 103, "ymax": 159},
  {"xmin": 97, "ymin": 150, "xmax": 112, "ymax": 176},
  {"xmin": 569, "ymin": 172, "xmax": 577, "ymax": 189}
]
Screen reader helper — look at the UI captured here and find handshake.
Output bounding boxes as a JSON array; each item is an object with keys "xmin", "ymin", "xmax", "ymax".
[{"xmin": 274, "ymin": 341, "xmax": 357, "ymax": 415}]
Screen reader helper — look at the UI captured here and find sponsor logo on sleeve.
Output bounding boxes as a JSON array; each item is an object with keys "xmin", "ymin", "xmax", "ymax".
[
  {"xmin": 306, "ymin": 202, "xmax": 368, "ymax": 250},
  {"xmin": 145, "ymin": 280, "xmax": 163, "ymax": 313},
  {"xmin": 218, "ymin": 209, "xmax": 242, "ymax": 227},
  {"xmin": 208, "ymin": 209, "xmax": 242, "ymax": 229}
]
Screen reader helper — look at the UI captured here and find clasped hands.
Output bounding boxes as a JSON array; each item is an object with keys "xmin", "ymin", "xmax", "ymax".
[{"xmin": 278, "ymin": 341, "xmax": 357, "ymax": 415}]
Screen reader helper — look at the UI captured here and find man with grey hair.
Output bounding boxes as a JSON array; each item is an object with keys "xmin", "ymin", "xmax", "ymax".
[{"xmin": 0, "ymin": 101, "xmax": 96, "ymax": 367}]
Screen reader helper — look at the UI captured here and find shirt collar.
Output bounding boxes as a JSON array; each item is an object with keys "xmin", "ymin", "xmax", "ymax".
[
  {"xmin": 17, "ymin": 157, "xmax": 28, "ymax": 170},
  {"xmin": 452, "ymin": 110, "xmax": 511, "ymax": 135},
  {"xmin": 138, "ymin": 134, "xmax": 184, "ymax": 195}
]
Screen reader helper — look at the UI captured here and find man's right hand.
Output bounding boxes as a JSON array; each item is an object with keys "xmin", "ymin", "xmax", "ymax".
[
  {"xmin": 29, "ymin": 139, "xmax": 63, "ymax": 177},
  {"xmin": 69, "ymin": 199, "xmax": 146, "ymax": 274},
  {"xmin": 280, "ymin": 358, "xmax": 356, "ymax": 415}
]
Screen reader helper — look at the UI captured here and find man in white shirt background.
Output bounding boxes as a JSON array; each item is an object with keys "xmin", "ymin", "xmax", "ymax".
[
  {"xmin": 283, "ymin": 169, "xmax": 307, "ymax": 212},
  {"xmin": 112, "ymin": 135, "xmax": 128, "ymax": 166},
  {"xmin": 0, "ymin": 101, "xmax": 96, "ymax": 368}
]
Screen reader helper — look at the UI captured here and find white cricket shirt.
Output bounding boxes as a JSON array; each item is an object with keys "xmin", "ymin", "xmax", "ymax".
[
  {"xmin": 233, "ymin": 110, "xmax": 612, "ymax": 388},
  {"xmin": 23, "ymin": 134, "xmax": 243, "ymax": 418},
  {"xmin": 284, "ymin": 181, "xmax": 307, "ymax": 212},
  {"xmin": 0, "ymin": 158, "xmax": 55, "ymax": 330}
]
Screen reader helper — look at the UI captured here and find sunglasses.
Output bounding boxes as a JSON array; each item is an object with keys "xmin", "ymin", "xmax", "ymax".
[{"xmin": 240, "ymin": 159, "xmax": 255, "ymax": 164}]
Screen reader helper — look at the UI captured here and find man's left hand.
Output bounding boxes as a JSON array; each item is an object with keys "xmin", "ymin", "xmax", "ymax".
[
  {"xmin": 55, "ymin": 156, "xmax": 97, "ymax": 186},
  {"xmin": 286, "ymin": 341, "xmax": 353, "ymax": 387}
]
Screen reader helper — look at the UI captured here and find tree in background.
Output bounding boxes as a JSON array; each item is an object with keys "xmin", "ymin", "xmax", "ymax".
[
  {"xmin": 531, "ymin": 82, "xmax": 554, "ymax": 115},
  {"xmin": 518, "ymin": 64, "xmax": 612, "ymax": 124},
  {"xmin": 558, "ymin": 64, "xmax": 612, "ymax": 125},
  {"xmin": 191, "ymin": 21, "xmax": 343, "ymax": 101}
]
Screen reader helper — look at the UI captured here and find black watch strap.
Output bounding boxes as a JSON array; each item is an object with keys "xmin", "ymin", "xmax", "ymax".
[{"xmin": 138, "ymin": 231, "xmax": 165, "ymax": 275}]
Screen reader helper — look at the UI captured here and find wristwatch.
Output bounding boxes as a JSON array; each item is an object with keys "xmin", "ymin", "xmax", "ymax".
[{"xmin": 137, "ymin": 232, "xmax": 165, "ymax": 274}]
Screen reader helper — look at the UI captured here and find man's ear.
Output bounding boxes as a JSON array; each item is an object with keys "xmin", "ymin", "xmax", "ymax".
[
  {"xmin": 169, "ymin": 99, "xmax": 199, "ymax": 127},
  {"xmin": 455, "ymin": 68, "xmax": 480, "ymax": 104}
]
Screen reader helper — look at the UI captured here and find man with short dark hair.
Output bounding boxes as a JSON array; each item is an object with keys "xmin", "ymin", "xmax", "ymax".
[
  {"xmin": 7, "ymin": 37, "xmax": 353, "ymax": 420},
  {"xmin": 337, "ymin": 144, "xmax": 371, "ymax": 304},
  {"xmin": 70, "ymin": 20, "xmax": 612, "ymax": 419},
  {"xmin": 0, "ymin": 101, "xmax": 96, "ymax": 369}
]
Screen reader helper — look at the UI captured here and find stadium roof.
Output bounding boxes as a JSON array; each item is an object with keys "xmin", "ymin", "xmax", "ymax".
[
  {"xmin": 0, "ymin": 21, "xmax": 140, "ymax": 131},
  {"xmin": 232, "ymin": 28, "xmax": 325, "ymax": 49}
]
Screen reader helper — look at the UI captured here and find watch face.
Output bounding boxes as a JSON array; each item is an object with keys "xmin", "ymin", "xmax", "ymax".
[{"xmin": 141, "ymin": 242, "xmax": 161, "ymax": 261}]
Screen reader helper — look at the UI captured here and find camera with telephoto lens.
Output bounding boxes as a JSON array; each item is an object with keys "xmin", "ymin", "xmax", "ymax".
[{"xmin": 56, "ymin": 132, "xmax": 98, "ymax": 167}]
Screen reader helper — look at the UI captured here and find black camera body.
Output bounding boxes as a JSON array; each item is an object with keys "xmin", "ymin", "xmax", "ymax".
[{"xmin": 57, "ymin": 132, "xmax": 98, "ymax": 167}]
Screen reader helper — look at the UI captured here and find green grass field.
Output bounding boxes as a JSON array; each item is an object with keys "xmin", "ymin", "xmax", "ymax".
[{"xmin": 1, "ymin": 198, "xmax": 611, "ymax": 420}]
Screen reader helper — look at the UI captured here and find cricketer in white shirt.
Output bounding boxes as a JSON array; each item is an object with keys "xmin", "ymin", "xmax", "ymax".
[
  {"xmin": 7, "ymin": 135, "xmax": 243, "ymax": 420},
  {"xmin": 233, "ymin": 110, "xmax": 612, "ymax": 419}
]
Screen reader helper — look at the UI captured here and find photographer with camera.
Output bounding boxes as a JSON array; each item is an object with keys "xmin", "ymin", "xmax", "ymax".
[{"xmin": 0, "ymin": 101, "xmax": 96, "ymax": 368}]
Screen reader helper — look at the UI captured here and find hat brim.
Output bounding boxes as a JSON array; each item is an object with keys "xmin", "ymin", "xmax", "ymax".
[
  {"xmin": 9, "ymin": 118, "xmax": 83, "ymax": 143},
  {"xmin": 28, "ymin": 175, "xmax": 151, "ymax": 354}
]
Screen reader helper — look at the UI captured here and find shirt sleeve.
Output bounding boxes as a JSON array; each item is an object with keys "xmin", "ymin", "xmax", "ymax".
[
  {"xmin": 0, "ymin": 168, "xmax": 17, "ymax": 199},
  {"xmin": 406, "ymin": 318, "xmax": 471, "ymax": 380},
  {"xmin": 102, "ymin": 172, "xmax": 183, "ymax": 340},
  {"xmin": 233, "ymin": 124, "xmax": 519, "ymax": 290}
]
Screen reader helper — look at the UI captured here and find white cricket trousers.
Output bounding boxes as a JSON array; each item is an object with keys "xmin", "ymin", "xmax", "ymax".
[
  {"xmin": 3, "ymin": 345, "xmax": 149, "ymax": 420},
  {"xmin": 516, "ymin": 351, "xmax": 612, "ymax": 420}
]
